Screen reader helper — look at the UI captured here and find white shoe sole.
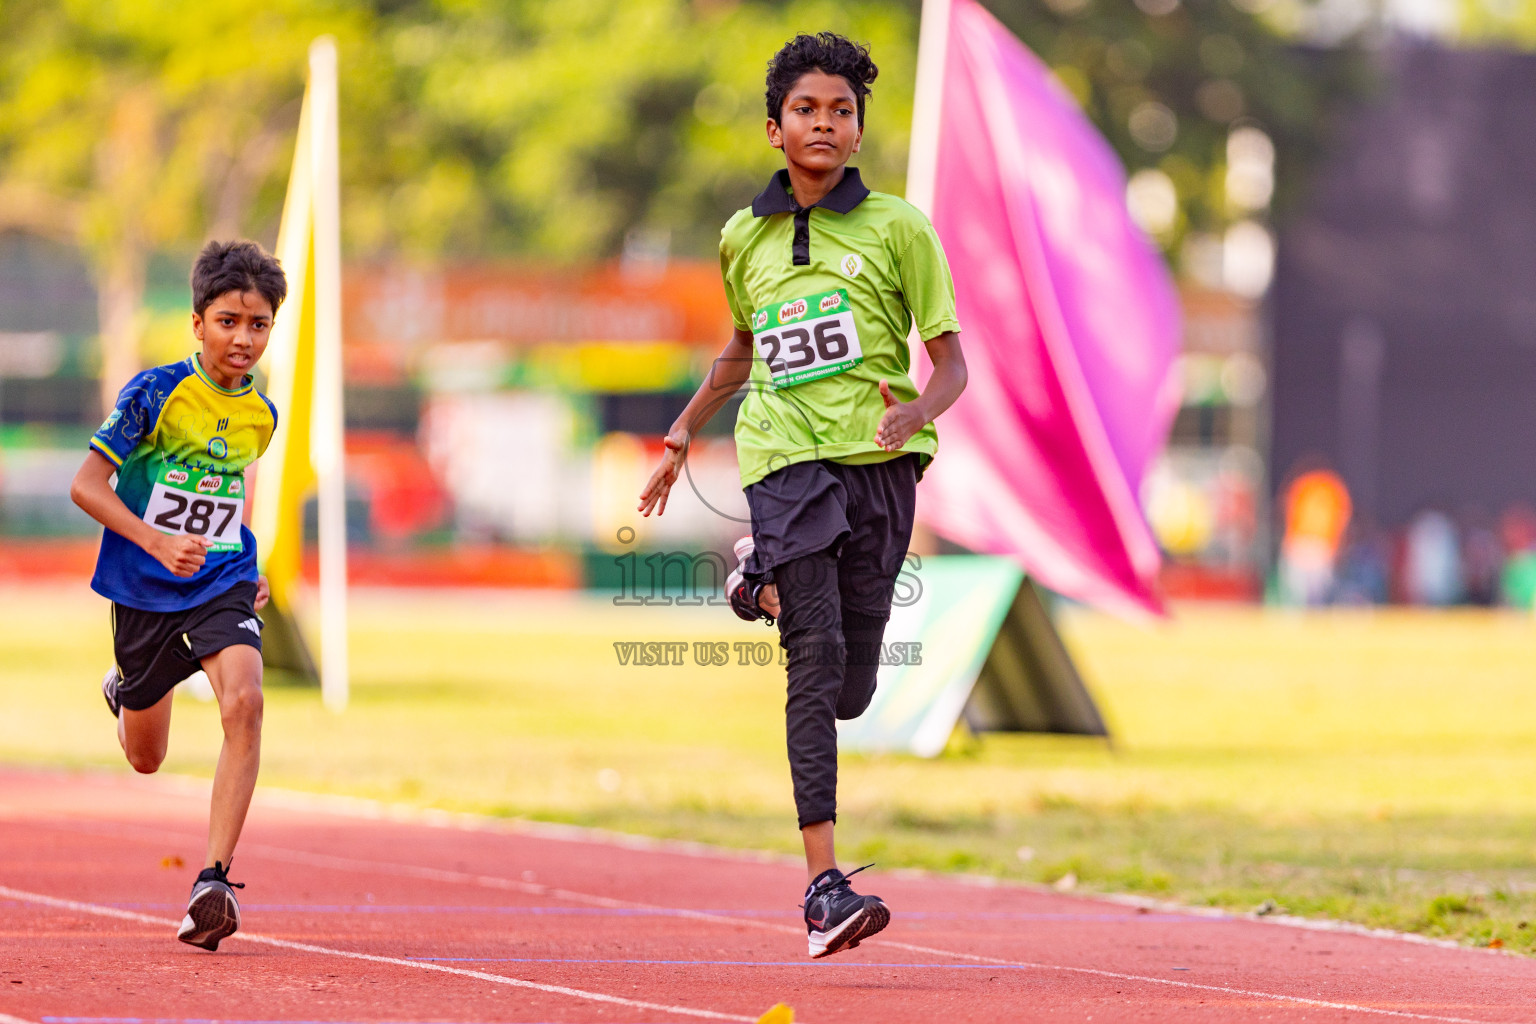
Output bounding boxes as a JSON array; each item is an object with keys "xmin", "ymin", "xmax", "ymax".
[
  {"xmin": 807, "ymin": 900, "xmax": 890, "ymax": 958},
  {"xmin": 177, "ymin": 884, "xmax": 241, "ymax": 951}
]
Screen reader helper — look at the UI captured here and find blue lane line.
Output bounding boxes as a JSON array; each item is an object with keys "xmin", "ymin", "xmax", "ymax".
[
  {"xmin": 407, "ymin": 957, "xmax": 1060, "ymax": 970},
  {"xmin": 0, "ymin": 901, "xmax": 1206, "ymax": 922},
  {"xmin": 42, "ymin": 1019, "xmax": 675, "ymax": 1024}
]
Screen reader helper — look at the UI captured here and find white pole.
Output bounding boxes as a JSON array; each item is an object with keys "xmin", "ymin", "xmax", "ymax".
[
  {"xmin": 309, "ymin": 36, "xmax": 350, "ymax": 711},
  {"xmin": 905, "ymin": 0, "xmax": 955, "ymax": 218}
]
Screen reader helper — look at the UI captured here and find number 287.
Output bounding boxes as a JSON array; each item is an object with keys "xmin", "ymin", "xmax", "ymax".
[{"xmin": 153, "ymin": 494, "xmax": 238, "ymax": 537}]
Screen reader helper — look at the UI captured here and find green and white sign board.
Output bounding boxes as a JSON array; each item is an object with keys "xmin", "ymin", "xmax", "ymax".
[{"xmin": 838, "ymin": 555, "xmax": 1108, "ymax": 757}]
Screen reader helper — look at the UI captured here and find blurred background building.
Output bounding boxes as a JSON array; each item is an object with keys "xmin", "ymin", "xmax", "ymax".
[{"xmin": 1271, "ymin": 43, "xmax": 1536, "ymax": 607}]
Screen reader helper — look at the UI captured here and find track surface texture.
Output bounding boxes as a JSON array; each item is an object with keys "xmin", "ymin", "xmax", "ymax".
[{"xmin": 2, "ymin": 769, "xmax": 1534, "ymax": 1023}]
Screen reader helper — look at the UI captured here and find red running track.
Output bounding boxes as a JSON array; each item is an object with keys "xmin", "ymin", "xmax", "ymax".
[{"xmin": 2, "ymin": 768, "xmax": 1534, "ymax": 1024}]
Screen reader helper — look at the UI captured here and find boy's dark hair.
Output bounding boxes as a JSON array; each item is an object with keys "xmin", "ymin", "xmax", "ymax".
[
  {"xmin": 191, "ymin": 239, "xmax": 287, "ymax": 316},
  {"xmin": 765, "ymin": 32, "xmax": 879, "ymax": 127}
]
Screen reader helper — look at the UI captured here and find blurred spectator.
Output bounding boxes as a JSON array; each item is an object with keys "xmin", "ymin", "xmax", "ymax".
[
  {"xmin": 1459, "ymin": 508, "xmax": 1502, "ymax": 607},
  {"xmin": 1278, "ymin": 461, "xmax": 1352, "ymax": 607},
  {"xmin": 1498, "ymin": 503, "xmax": 1536, "ymax": 609},
  {"xmin": 1334, "ymin": 523, "xmax": 1391, "ymax": 606},
  {"xmin": 1403, "ymin": 509, "xmax": 1462, "ymax": 606}
]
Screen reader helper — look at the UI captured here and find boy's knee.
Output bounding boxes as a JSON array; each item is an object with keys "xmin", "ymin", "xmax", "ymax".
[
  {"xmin": 126, "ymin": 747, "xmax": 165, "ymax": 774},
  {"xmin": 220, "ymin": 682, "xmax": 264, "ymax": 729},
  {"xmin": 835, "ymin": 689, "xmax": 874, "ymax": 721},
  {"xmin": 835, "ymin": 667, "xmax": 878, "ymax": 720}
]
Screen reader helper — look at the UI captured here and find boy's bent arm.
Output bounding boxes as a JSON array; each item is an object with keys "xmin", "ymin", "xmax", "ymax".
[
  {"xmin": 875, "ymin": 331, "xmax": 968, "ymax": 452},
  {"xmin": 914, "ymin": 331, "xmax": 967, "ymax": 424},
  {"xmin": 71, "ymin": 450, "xmax": 211, "ymax": 577},
  {"xmin": 670, "ymin": 327, "xmax": 756, "ymax": 441},
  {"xmin": 638, "ymin": 327, "xmax": 756, "ymax": 516}
]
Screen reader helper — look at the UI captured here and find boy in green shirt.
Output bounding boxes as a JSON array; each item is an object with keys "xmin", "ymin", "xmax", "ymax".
[{"xmin": 639, "ymin": 32, "xmax": 968, "ymax": 957}]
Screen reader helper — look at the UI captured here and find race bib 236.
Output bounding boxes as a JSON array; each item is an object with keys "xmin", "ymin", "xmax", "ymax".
[{"xmin": 750, "ymin": 288, "xmax": 864, "ymax": 388}]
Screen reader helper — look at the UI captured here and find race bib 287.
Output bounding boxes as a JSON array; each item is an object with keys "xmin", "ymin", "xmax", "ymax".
[{"xmin": 141, "ymin": 463, "xmax": 246, "ymax": 553}]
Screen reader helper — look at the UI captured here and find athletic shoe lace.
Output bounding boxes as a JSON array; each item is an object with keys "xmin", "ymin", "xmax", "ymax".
[
  {"xmin": 801, "ymin": 862, "xmax": 874, "ymax": 909},
  {"xmin": 205, "ymin": 860, "xmax": 245, "ymax": 889}
]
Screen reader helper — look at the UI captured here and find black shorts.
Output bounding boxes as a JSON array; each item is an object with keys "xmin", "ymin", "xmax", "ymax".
[
  {"xmin": 110, "ymin": 581, "xmax": 263, "ymax": 712},
  {"xmin": 743, "ymin": 453, "xmax": 919, "ymax": 617}
]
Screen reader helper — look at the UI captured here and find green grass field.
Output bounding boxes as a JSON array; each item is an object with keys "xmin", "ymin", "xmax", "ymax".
[{"xmin": 6, "ymin": 583, "xmax": 1536, "ymax": 952}]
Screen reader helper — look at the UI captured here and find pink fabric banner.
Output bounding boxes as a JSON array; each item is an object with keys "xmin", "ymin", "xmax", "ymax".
[{"xmin": 914, "ymin": 0, "xmax": 1182, "ymax": 617}]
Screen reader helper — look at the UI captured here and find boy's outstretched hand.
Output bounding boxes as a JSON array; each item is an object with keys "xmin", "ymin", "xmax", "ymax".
[
  {"xmin": 150, "ymin": 534, "xmax": 213, "ymax": 578},
  {"xmin": 874, "ymin": 380, "xmax": 926, "ymax": 452},
  {"xmin": 638, "ymin": 430, "xmax": 690, "ymax": 517},
  {"xmin": 254, "ymin": 575, "xmax": 270, "ymax": 611}
]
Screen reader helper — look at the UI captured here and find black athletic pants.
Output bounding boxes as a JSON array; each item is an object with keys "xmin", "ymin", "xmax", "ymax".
[{"xmin": 743, "ymin": 455, "xmax": 919, "ymax": 829}]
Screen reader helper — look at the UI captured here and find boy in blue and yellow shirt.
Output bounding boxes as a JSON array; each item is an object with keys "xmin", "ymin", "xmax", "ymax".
[{"xmin": 70, "ymin": 240, "xmax": 286, "ymax": 952}]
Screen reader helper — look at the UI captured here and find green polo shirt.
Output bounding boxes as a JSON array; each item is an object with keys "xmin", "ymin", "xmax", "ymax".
[{"xmin": 720, "ymin": 168, "xmax": 961, "ymax": 488}]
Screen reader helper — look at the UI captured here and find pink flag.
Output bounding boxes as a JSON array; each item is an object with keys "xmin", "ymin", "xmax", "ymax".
[{"xmin": 909, "ymin": 0, "xmax": 1181, "ymax": 617}]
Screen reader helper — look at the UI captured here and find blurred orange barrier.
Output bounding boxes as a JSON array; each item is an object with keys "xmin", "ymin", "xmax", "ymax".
[
  {"xmin": 301, "ymin": 545, "xmax": 580, "ymax": 589},
  {"xmin": 1159, "ymin": 562, "xmax": 1261, "ymax": 601},
  {"xmin": 0, "ymin": 539, "xmax": 99, "ymax": 580},
  {"xmin": 0, "ymin": 538, "xmax": 579, "ymax": 589}
]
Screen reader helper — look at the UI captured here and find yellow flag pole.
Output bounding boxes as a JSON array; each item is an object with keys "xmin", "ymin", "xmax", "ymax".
[{"xmin": 250, "ymin": 37, "xmax": 347, "ymax": 707}]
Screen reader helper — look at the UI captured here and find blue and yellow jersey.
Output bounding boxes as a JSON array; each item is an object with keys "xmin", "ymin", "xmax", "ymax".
[{"xmin": 89, "ymin": 355, "xmax": 278, "ymax": 612}]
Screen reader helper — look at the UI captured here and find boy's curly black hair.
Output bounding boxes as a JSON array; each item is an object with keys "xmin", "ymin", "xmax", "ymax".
[
  {"xmin": 765, "ymin": 32, "xmax": 879, "ymax": 127},
  {"xmin": 191, "ymin": 239, "xmax": 287, "ymax": 317}
]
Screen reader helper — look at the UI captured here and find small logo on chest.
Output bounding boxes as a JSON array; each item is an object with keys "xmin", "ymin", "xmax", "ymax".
[{"xmin": 840, "ymin": 253, "xmax": 863, "ymax": 278}]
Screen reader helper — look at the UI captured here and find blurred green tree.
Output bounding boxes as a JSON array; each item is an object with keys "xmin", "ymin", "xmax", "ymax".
[
  {"xmin": 0, "ymin": 0, "xmax": 916, "ymax": 401},
  {"xmin": 2, "ymin": 0, "xmax": 1374, "ymax": 402},
  {"xmin": 1459, "ymin": 0, "xmax": 1536, "ymax": 45},
  {"xmin": 347, "ymin": 0, "xmax": 917, "ymax": 262},
  {"xmin": 0, "ymin": 0, "xmax": 367, "ymax": 413}
]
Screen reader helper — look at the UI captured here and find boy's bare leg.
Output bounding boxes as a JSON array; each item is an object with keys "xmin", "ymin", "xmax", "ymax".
[
  {"xmin": 120, "ymin": 692, "xmax": 175, "ymax": 774},
  {"xmin": 802, "ymin": 820, "xmax": 837, "ymax": 883},
  {"xmin": 200, "ymin": 644, "xmax": 263, "ymax": 869}
]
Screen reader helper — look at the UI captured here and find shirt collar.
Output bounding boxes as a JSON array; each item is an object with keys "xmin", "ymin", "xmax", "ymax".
[
  {"xmin": 190, "ymin": 354, "xmax": 253, "ymax": 396},
  {"xmin": 751, "ymin": 167, "xmax": 870, "ymax": 217}
]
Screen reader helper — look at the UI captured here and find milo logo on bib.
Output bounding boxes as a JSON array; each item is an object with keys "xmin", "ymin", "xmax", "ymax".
[
  {"xmin": 778, "ymin": 299, "xmax": 809, "ymax": 323},
  {"xmin": 751, "ymin": 288, "xmax": 865, "ymax": 388},
  {"xmin": 141, "ymin": 462, "xmax": 247, "ymax": 553}
]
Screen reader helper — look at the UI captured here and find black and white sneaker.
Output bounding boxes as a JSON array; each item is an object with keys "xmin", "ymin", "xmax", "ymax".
[
  {"xmin": 802, "ymin": 865, "xmax": 889, "ymax": 958},
  {"xmin": 726, "ymin": 536, "xmax": 774, "ymax": 625},
  {"xmin": 102, "ymin": 667, "xmax": 122, "ymax": 718},
  {"xmin": 177, "ymin": 861, "xmax": 244, "ymax": 951}
]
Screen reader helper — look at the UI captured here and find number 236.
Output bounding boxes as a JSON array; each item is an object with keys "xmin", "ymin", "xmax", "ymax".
[{"xmin": 758, "ymin": 320, "xmax": 850, "ymax": 373}]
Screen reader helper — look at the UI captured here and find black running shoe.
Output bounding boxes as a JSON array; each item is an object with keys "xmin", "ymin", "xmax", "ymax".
[
  {"xmin": 726, "ymin": 536, "xmax": 775, "ymax": 625},
  {"xmin": 802, "ymin": 864, "xmax": 889, "ymax": 958},
  {"xmin": 177, "ymin": 860, "xmax": 244, "ymax": 951},
  {"xmin": 101, "ymin": 667, "xmax": 122, "ymax": 718}
]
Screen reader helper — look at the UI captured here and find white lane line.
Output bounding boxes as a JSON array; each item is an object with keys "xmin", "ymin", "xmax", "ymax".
[
  {"xmin": 12, "ymin": 819, "xmax": 1518, "ymax": 1024},
  {"xmin": 0, "ymin": 885, "xmax": 754, "ymax": 1023},
  {"xmin": 235, "ymin": 844, "xmax": 1527, "ymax": 1024},
  {"xmin": 0, "ymin": 1013, "xmax": 39, "ymax": 1024},
  {"xmin": 866, "ymin": 937, "xmax": 1504, "ymax": 1024},
  {"xmin": 14, "ymin": 818, "xmax": 788, "ymax": 934}
]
